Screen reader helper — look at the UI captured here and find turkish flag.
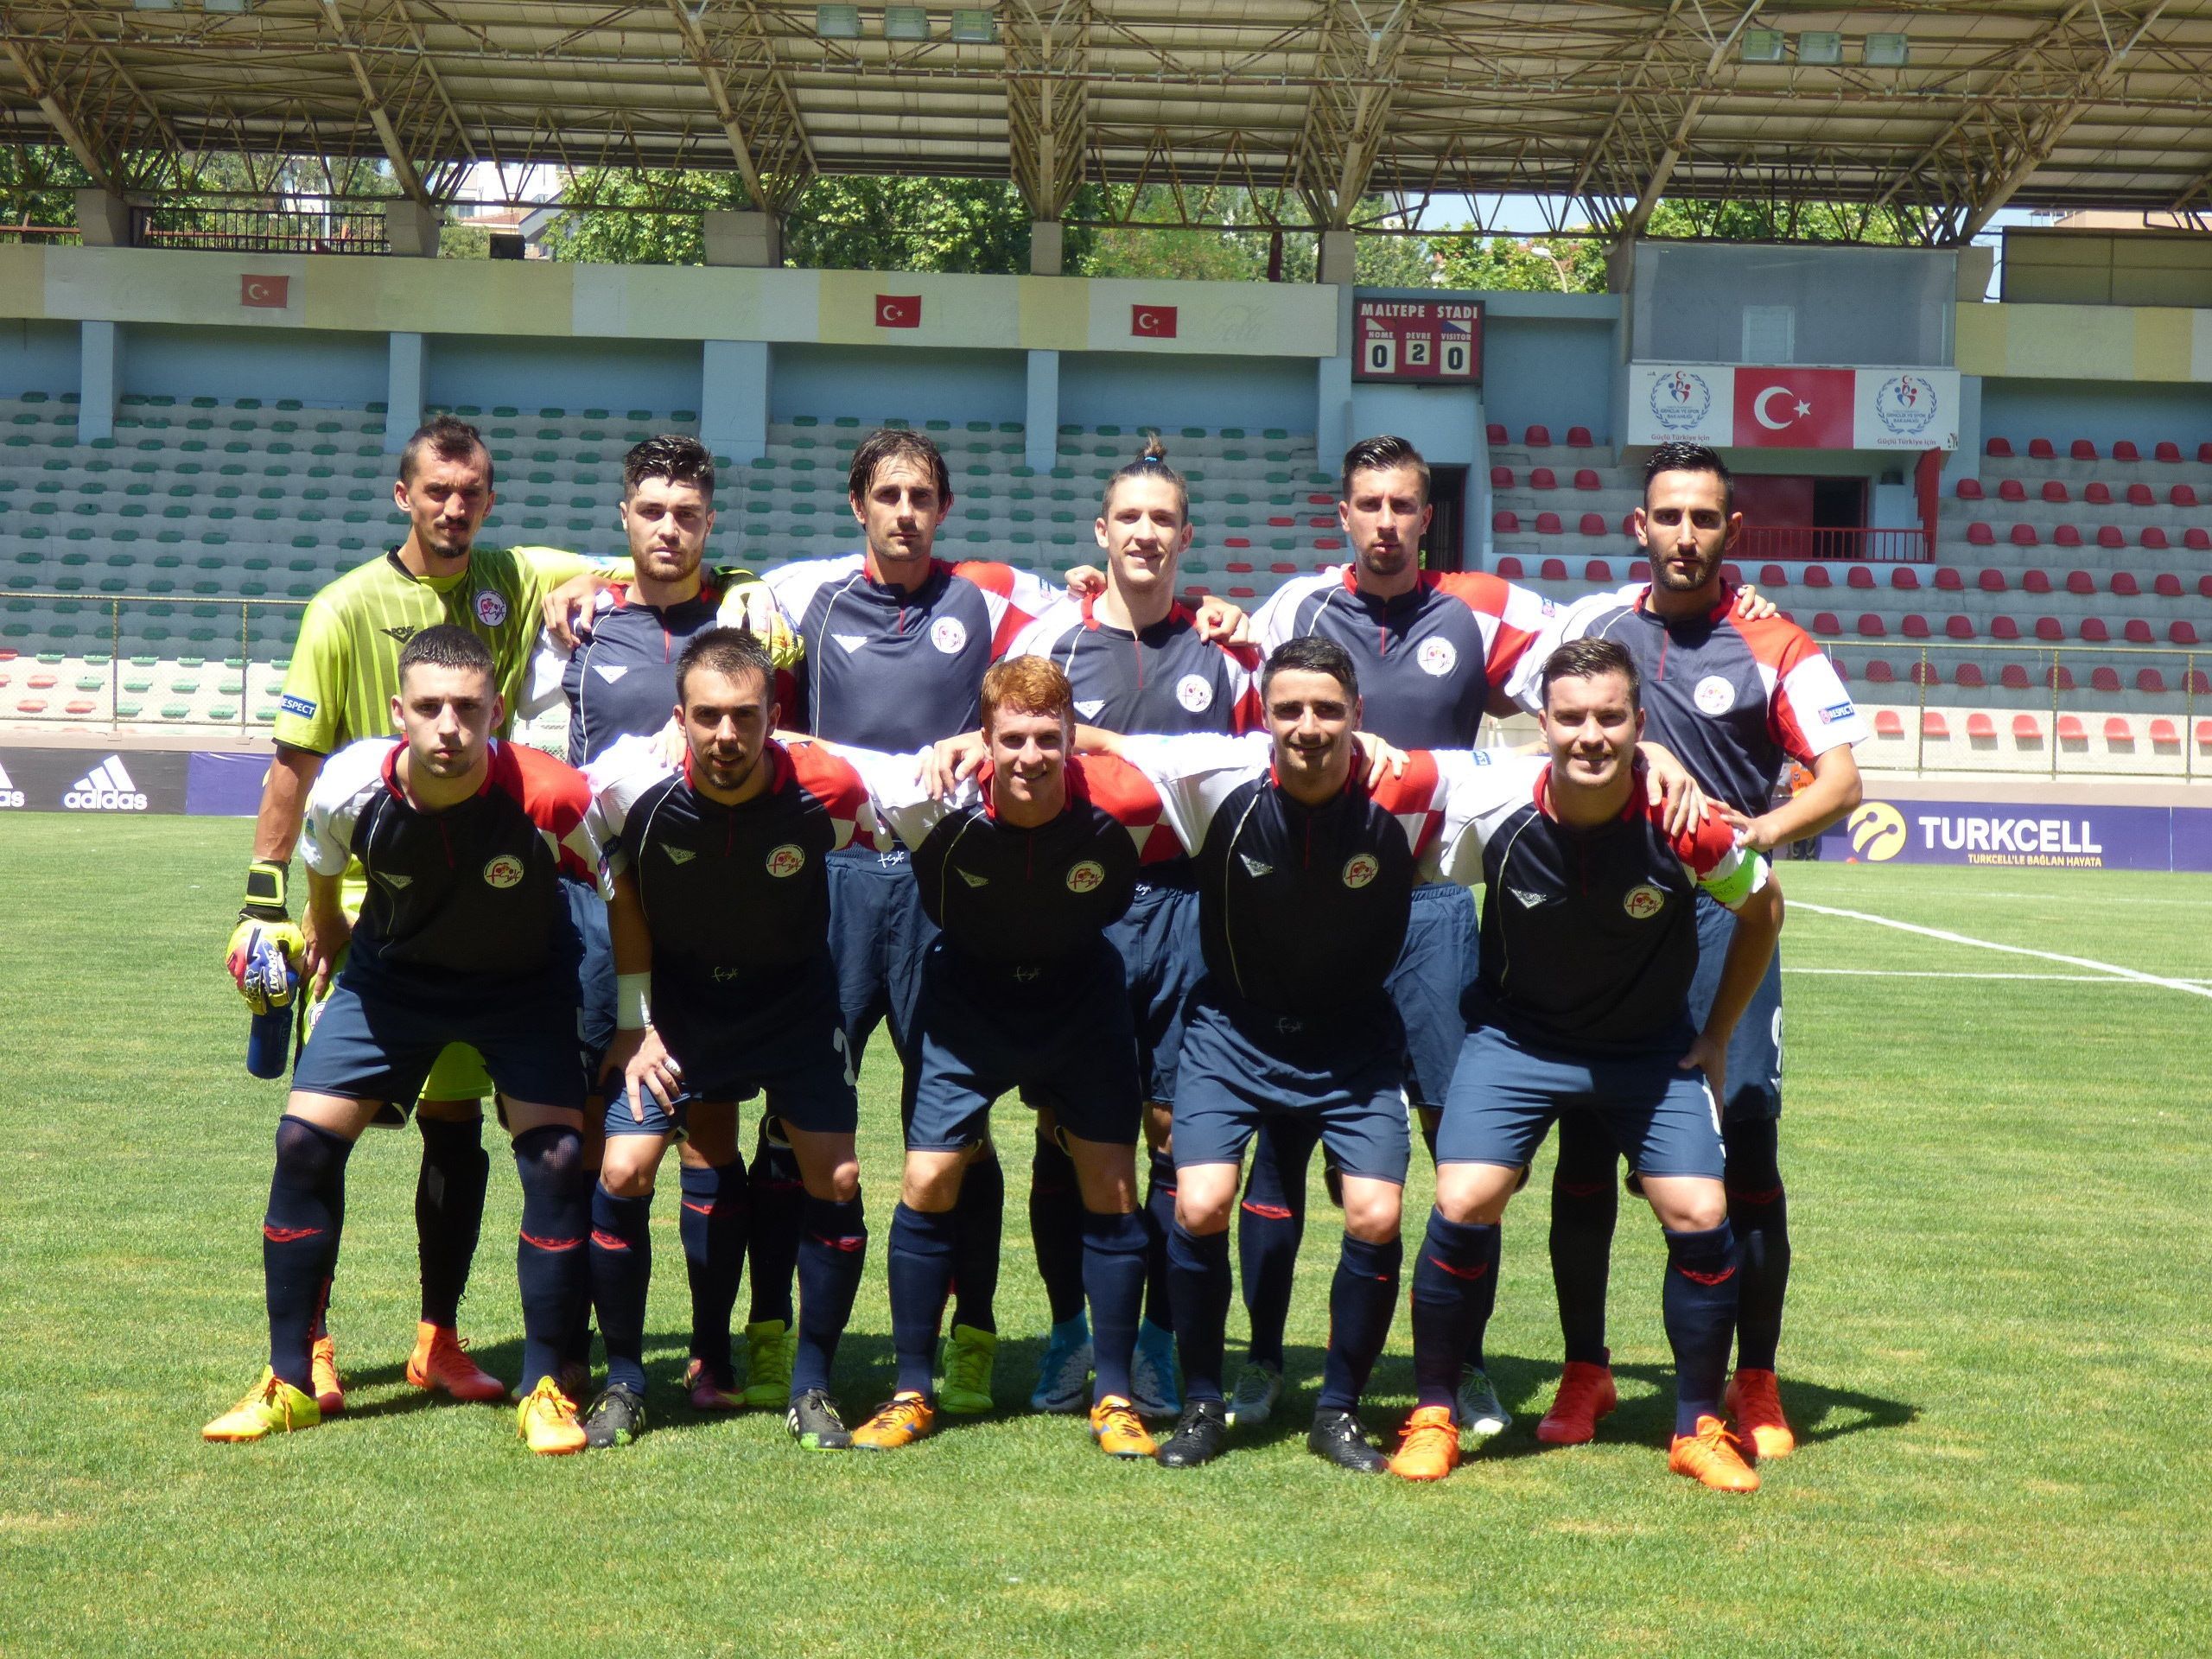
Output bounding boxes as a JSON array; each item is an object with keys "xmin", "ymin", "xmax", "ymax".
[
  {"xmin": 874, "ymin": 294, "xmax": 921, "ymax": 328},
  {"xmin": 239, "ymin": 275, "xmax": 290, "ymax": 309},
  {"xmin": 1131, "ymin": 304, "xmax": 1178, "ymax": 339},
  {"xmin": 1732, "ymin": 367, "xmax": 1855, "ymax": 448}
]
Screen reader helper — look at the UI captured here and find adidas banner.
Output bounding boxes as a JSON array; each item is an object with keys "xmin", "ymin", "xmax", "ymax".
[{"xmin": 0, "ymin": 747, "xmax": 189, "ymax": 813}]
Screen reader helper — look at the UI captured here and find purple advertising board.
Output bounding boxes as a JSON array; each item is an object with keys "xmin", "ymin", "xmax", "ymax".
[
  {"xmin": 1821, "ymin": 798, "xmax": 2212, "ymax": 873},
  {"xmin": 186, "ymin": 750, "xmax": 271, "ymax": 817}
]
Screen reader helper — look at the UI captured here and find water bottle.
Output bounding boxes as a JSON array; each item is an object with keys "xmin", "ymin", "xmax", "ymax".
[{"xmin": 246, "ymin": 970, "xmax": 299, "ymax": 1079}]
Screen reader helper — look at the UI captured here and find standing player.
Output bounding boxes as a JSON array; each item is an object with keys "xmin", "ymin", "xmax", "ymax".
[
  {"xmin": 224, "ymin": 415, "xmax": 621, "ymax": 1415},
  {"xmin": 579, "ymin": 630, "xmax": 874, "ymax": 1451},
  {"xmin": 819, "ymin": 657, "xmax": 1183, "ymax": 1458},
  {"xmin": 1001, "ymin": 436, "xmax": 1260, "ymax": 1419},
  {"xmin": 203, "ymin": 627, "xmax": 601, "ymax": 1454},
  {"xmin": 518, "ymin": 435, "xmax": 798, "ymax": 1412},
  {"xmin": 1510, "ymin": 442, "xmax": 1865, "ymax": 1459},
  {"xmin": 1391, "ymin": 637, "xmax": 1783, "ymax": 1492}
]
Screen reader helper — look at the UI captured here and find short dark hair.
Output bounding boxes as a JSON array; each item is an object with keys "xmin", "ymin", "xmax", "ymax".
[
  {"xmin": 1261, "ymin": 635, "xmax": 1360, "ymax": 703},
  {"xmin": 1643, "ymin": 441, "xmax": 1733, "ymax": 515},
  {"xmin": 624, "ymin": 434, "xmax": 715, "ymax": 502},
  {"xmin": 399, "ymin": 414, "xmax": 496, "ymax": 490},
  {"xmin": 675, "ymin": 625, "xmax": 773, "ymax": 706},
  {"xmin": 1340, "ymin": 435, "xmax": 1430, "ymax": 506},
  {"xmin": 1539, "ymin": 636, "xmax": 1641, "ymax": 713},
  {"xmin": 1102, "ymin": 432, "xmax": 1188, "ymax": 524},
  {"xmin": 849, "ymin": 426, "xmax": 952, "ymax": 505},
  {"xmin": 397, "ymin": 623, "xmax": 495, "ymax": 684}
]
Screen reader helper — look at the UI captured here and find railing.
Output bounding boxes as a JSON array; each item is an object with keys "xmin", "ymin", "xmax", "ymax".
[
  {"xmin": 1738, "ymin": 524, "xmax": 1933, "ymax": 563},
  {"xmin": 1, "ymin": 594, "xmax": 307, "ymax": 732},
  {"xmin": 0, "ymin": 225, "xmax": 80, "ymax": 245},
  {"xmin": 137, "ymin": 208, "xmax": 391, "ymax": 256}
]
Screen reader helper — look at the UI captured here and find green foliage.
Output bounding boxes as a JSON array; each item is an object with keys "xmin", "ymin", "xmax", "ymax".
[
  {"xmin": 1642, "ymin": 197, "xmax": 1924, "ymax": 245},
  {"xmin": 0, "ymin": 145, "xmax": 92, "ymax": 227},
  {"xmin": 1432, "ymin": 234, "xmax": 1609, "ymax": 294}
]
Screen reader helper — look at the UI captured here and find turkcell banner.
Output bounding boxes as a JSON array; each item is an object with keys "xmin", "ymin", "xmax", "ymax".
[
  {"xmin": 1627, "ymin": 364, "xmax": 1960, "ymax": 451},
  {"xmin": 0, "ymin": 747, "xmax": 265, "ymax": 815},
  {"xmin": 1826, "ymin": 798, "xmax": 2212, "ymax": 872}
]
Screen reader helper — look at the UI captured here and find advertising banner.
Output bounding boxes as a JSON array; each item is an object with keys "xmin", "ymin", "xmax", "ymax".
[
  {"xmin": 187, "ymin": 750, "xmax": 270, "ymax": 817},
  {"xmin": 1822, "ymin": 798, "xmax": 2212, "ymax": 872},
  {"xmin": 1628, "ymin": 365, "xmax": 1959, "ymax": 450},
  {"xmin": 0, "ymin": 747, "xmax": 190, "ymax": 814}
]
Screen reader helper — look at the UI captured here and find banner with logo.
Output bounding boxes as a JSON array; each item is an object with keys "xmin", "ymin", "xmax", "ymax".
[
  {"xmin": 1824, "ymin": 798, "xmax": 2211, "ymax": 872},
  {"xmin": 1628, "ymin": 365, "xmax": 1958, "ymax": 451},
  {"xmin": 0, "ymin": 747, "xmax": 190, "ymax": 813}
]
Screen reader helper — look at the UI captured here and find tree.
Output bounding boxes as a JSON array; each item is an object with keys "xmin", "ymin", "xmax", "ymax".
[
  {"xmin": 0, "ymin": 146, "xmax": 92, "ymax": 229},
  {"xmin": 1430, "ymin": 233, "xmax": 1608, "ymax": 294}
]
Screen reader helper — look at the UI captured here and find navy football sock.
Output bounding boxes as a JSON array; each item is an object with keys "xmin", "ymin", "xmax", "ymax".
[
  {"xmin": 264, "ymin": 1116, "xmax": 352, "ymax": 1391},
  {"xmin": 1237, "ymin": 1119, "xmax": 1313, "ymax": 1370},
  {"xmin": 512, "ymin": 1125, "xmax": 589, "ymax": 1395},
  {"xmin": 678, "ymin": 1160, "xmax": 747, "ymax": 1376},
  {"xmin": 745, "ymin": 1115, "xmax": 802, "ymax": 1327},
  {"xmin": 1028, "ymin": 1130, "xmax": 1087, "ymax": 1327},
  {"xmin": 793, "ymin": 1193, "xmax": 867, "ymax": 1398},
  {"xmin": 1549, "ymin": 1111, "xmax": 1621, "ymax": 1368},
  {"xmin": 1723, "ymin": 1119, "xmax": 1790, "ymax": 1372},
  {"xmin": 1140, "ymin": 1146, "xmax": 1177, "ymax": 1331},
  {"xmin": 1317, "ymin": 1233, "xmax": 1402, "ymax": 1413},
  {"xmin": 1409, "ymin": 1212, "xmax": 1500, "ymax": 1413},
  {"xmin": 589, "ymin": 1183, "xmax": 653, "ymax": 1397},
  {"xmin": 414, "ymin": 1115, "xmax": 486, "ymax": 1329},
  {"xmin": 1080, "ymin": 1208, "xmax": 1147, "ymax": 1402},
  {"xmin": 887, "ymin": 1203, "xmax": 958, "ymax": 1399},
  {"xmin": 1662, "ymin": 1220, "xmax": 1742, "ymax": 1434},
  {"xmin": 1166, "ymin": 1223, "xmax": 1233, "ymax": 1404},
  {"xmin": 950, "ymin": 1148, "xmax": 1002, "ymax": 1335}
]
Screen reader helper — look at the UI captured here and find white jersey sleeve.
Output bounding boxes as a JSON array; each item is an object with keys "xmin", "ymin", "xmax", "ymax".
[
  {"xmin": 1501, "ymin": 589, "xmax": 1620, "ymax": 715},
  {"xmin": 1113, "ymin": 731, "xmax": 1274, "ymax": 853},
  {"xmin": 1425, "ymin": 750, "xmax": 1547, "ymax": 887},
  {"xmin": 1006, "ymin": 599, "xmax": 1085, "ymax": 667},
  {"xmin": 1250, "ymin": 569, "xmax": 1343, "ymax": 653},
  {"xmin": 1772, "ymin": 647, "xmax": 1871, "ymax": 758},
  {"xmin": 301, "ymin": 740, "xmax": 397, "ymax": 876},
  {"xmin": 582, "ymin": 734, "xmax": 677, "ymax": 882},
  {"xmin": 827, "ymin": 741, "xmax": 970, "ymax": 850}
]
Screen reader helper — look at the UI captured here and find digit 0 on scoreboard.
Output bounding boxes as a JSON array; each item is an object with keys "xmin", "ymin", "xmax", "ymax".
[{"xmin": 1353, "ymin": 298, "xmax": 1483, "ymax": 383}]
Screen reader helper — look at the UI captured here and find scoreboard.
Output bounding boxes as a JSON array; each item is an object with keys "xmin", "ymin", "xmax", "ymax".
[{"xmin": 1353, "ymin": 298, "xmax": 1483, "ymax": 383}]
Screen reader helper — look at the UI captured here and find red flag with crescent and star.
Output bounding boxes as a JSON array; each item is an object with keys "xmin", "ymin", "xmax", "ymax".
[
  {"xmin": 1131, "ymin": 304, "xmax": 1178, "ymax": 339},
  {"xmin": 875, "ymin": 294, "xmax": 921, "ymax": 328},
  {"xmin": 239, "ymin": 275, "xmax": 290, "ymax": 309},
  {"xmin": 1730, "ymin": 367, "xmax": 1854, "ymax": 448}
]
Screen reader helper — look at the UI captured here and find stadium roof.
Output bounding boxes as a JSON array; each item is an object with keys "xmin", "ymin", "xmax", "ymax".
[{"xmin": 8, "ymin": 2, "xmax": 2212, "ymax": 243}]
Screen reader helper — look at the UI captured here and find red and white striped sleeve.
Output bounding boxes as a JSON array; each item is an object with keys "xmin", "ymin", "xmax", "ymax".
[
  {"xmin": 1069, "ymin": 753, "xmax": 1183, "ymax": 865},
  {"xmin": 507, "ymin": 741, "xmax": 601, "ymax": 880},
  {"xmin": 1220, "ymin": 639, "xmax": 1265, "ymax": 733},
  {"xmin": 830, "ymin": 741, "xmax": 965, "ymax": 851},
  {"xmin": 1432, "ymin": 572, "xmax": 1559, "ymax": 706},
  {"xmin": 953, "ymin": 560, "xmax": 1058, "ymax": 658},
  {"xmin": 782, "ymin": 741, "xmax": 882, "ymax": 853},
  {"xmin": 1422, "ymin": 750, "xmax": 1545, "ymax": 887},
  {"xmin": 301, "ymin": 739, "xmax": 397, "ymax": 876},
  {"xmin": 1736, "ymin": 613, "xmax": 1871, "ymax": 762},
  {"xmin": 1650, "ymin": 791, "xmax": 1770, "ymax": 911},
  {"xmin": 1113, "ymin": 731, "xmax": 1273, "ymax": 853}
]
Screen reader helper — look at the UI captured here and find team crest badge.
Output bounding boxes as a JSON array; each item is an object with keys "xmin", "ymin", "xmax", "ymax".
[
  {"xmin": 1416, "ymin": 637, "xmax": 1457, "ymax": 677},
  {"xmin": 1342, "ymin": 854, "xmax": 1379, "ymax": 889},
  {"xmin": 1693, "ymin": 675, "xmax": 1735, "ymax": 715},
  {"xmin": 1624, "ymin": 883, "xmax": 1665, "ymax": 918},
  {"xmin": 482, "ymin": 855, "xmax": 524, "ymax": 889},
  {"xmin": 766, "ymin": 843, "xmax": 805, "ymax": 878},
  {"xmin": 930, "ymin": 616, "xmax": 969, "ymax": 655},
  {"xmin": 1176, "ymin": 673, "xmax": 1214, "ymax": 712},
  {"xmin": 474, "ymin": 589, "xmax": 509, "ymax": 627},
  {"xmin": 1065, "ymin": 860, "xmax": 1106, "ymax": 893}
]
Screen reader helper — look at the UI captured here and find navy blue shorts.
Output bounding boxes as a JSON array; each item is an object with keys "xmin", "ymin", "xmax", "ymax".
[
  {"xmin": 569, "ymin": 879, "xmax": 618, "ymax": 1082},
  {"xmin": 906, "ymin": 941, "xmax": 1141, "ymax": 1154},
  {"xmin": 1103, "ymin": 875, "xmax": 1203, "ymax": 1106},
  {"xmin": 610, "ymin": 957, "xmax": 859, "ymax": 1140},
  {"xmin": 294, "ymin": 957, "xmax": 586, "ymax": 1114},
  {"xmin": 1389, "ymin": 880, "xmax": 1480, "ymax": 1110},
  {"xmin": 1689, "ymin": 890, "xmax": 1783, "ymax": 1122},
  {"xmin": 1436, "ymin": 1023, "xmax": 1724, "ymax": 1180},
  {"xmin": 827, "ymin": 848, "xmax": 938, "ymax": 1070},
  {"xmin": 1173, "ymin": 988, "xmax": 1411, "ymax": 1185}
]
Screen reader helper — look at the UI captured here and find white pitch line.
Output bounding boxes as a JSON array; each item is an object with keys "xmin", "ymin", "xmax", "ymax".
[
  {"xmin": 1790, "ymin": 900, "xmax": 2212, "ymax": 1001},
  {"xmin": 1784, "ymin": 967, "xmax": 2212, "ymax": 985}
]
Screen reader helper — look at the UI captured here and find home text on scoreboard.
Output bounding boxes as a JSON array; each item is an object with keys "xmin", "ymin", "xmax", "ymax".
[{"xmin": 1353, "ymin": 299, "xmax": 1483, "ymax": 383}]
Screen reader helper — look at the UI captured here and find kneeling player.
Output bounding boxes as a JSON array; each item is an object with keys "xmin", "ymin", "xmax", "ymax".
[
  {"xmin": 582, "ymin": 630, "xmax": 874, "ymax": 1450},
  {"xmin": 1390, "ymin": 638, "xmax": 1783, "ymax": 1491},
  {"xmin": 203, "ymin": 626, "xmax": 601, "ymax": 1454}
]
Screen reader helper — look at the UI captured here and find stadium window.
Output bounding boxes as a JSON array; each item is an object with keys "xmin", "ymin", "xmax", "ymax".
[{"xmin": 1742, "ymin": 306, "xmax": 1796, "ymax": 365}]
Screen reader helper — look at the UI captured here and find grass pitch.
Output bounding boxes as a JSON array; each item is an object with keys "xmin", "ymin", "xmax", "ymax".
[{"xmin": 4, "ymin": 817, "xmax": 2209, "ymax": 1656}]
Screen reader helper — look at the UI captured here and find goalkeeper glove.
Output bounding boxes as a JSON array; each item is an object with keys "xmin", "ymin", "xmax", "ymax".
[{"xmin": 226, "ymin": 860, "xmax": 305, "ymax": 1014}]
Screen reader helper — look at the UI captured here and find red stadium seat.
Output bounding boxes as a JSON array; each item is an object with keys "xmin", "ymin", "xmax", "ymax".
[
  {"xmin": 1761, "ymin": 564, "xmax": 1789, "ymax": 588},
  {"xmin": 2069, "ymin": 440, "xmax": 2098, "ymax": 461},
  {"xmin": 1540, "ymin": 558, "xmax": 1568, "ymax": 580},
  {"xmin": 2090, "ymin": 665, "xmax": 2121, "ymax": 690},
  {"xmin": 1945, "ymin": 614, "xmax": 1976, "ymax": 639},
  {"xmin": 1579, "ymin": 513, "xmax": 1608, "ymax": 537},
  {"xmin": 1567, "ymin": 426, "xmax": 1595, "ymax": 448},
  {"xmin": 1873, "ymin": 709, "xmax": 1904, "ymax": 736},
  {"xmin": 2124, "ymin": 620, "xmax": 2153, "ymax": 645},
  {"xmin": 1934, "ymin": 566, "xmax": 1963, "ymax": 592},
  {"xmin": 2193, "ymin": 672, "xmax": 2212, "ymax": 696},
  {"xmin": 2053, "ymin": 524, "xmax": 2082, "ymax": 548},
  {"xmin": 1486, "ymin": 423, "xmax": 1508, "ymax": 446},
  {"xmin": 1891, "ymin": 565, "xmax": 1921, "ymax": 589},
  {"xmin": 2057, "ymin": 715, "xmax": 2086, "ymax": 741},
  {"xmin": 1967, "ymin": 712, "xmax": 1997, "ymax": 740},
  {"xmin": 1991, "ymin": 615, "xmax": 2022, "ymax": 640},
  {"xmin": 1903, "ymin": 614, "xmax": 1931, "ymax": 639},
  {"xmin": 1977, "ymin": 568, "xmax": 2008, "ymax": 593},
  {"xmin": 2048, "ymin": 666, "xmax": 2079, "ymax": 692},
  {"xmin": 1495, "ymin": 556, "xmax": 1524, "ymax": 578},
  {"xmin": 2096, "ymin": 526, "xmax": 2126, "ymax": 549},
  {"xmin": 2172, "ymin": 485, "xmax": 2200, "ymax": 507},
  {"xmin": 1535, "ymin": 512, "xmax": 1564, "ymax": 534},
  {"xmin": 1492, "ymin": 510, "xmax": 1520, "ymax": 534},
  {"xmin": 2155, "ymin": 572, "xmax": 2185, "ymax": 597},
  {"xmin": 2033, "ymin": 616, "xmax": 2064, "ymax": 641},
  {"xmin": 1863, "ymin": 658, "xmax": 1895, "ymax": 683},
  {"xmin": 2064, "ymin": 569, "xmax": 2095, "ymax": 595},
  {"xmin": 1955, "ymin": 478, "xmax": 1985, "ymax": 500},
  {"xmin": 2126, "ymin": 482, "xmax": 2155, "ymax": 506},
  {"xmin": 2110, "ymin": 571, "xmax": 2140, "ymax": 597},
  {"xmin": 2142, "ymin": 526, "xmax": 2171, "ymax": 550},
  {"xmin": 1986, "ymin": 437, "xmax": 2015, "ymax": 457},
  {"xmin": 1573, "ymin": 468, "xmax": 1601, "ymax": 492},
  {"xmin": 1524, "ymin": 425, "xmax": 1552, "ymax": 447},
  {"xmin": 1954, "ymin": 661, "xmax": 1986, "ymax": 689},
  {"xmin": 1490, "ymin": 466, "xmax": 1514, "ymax": 489},
  {"xmin": 2040, "ymin": 480, "xmax": 2069, "ymax": 503},
  {"xmin": 2084, "ymin": 481, "xmax": 2114, "ymax": 505},
  {"xmin": 1997, "ymin": 479, "xmax": 2028, "ymax": 503},
  {"xmin": 1847, "ymin": 564, "xmax": 1875, "ymax": 589},
  {"xmin": 2013, "ymin": 714, "xmax": 2043, "ymax": 741},
  {"xmin": 1857, "ymin": 613, "xmax": 1885, "ymax": 637},
  {"xmin": 2081, "ymin": 618, "xmax": 2111, "ymax": 643},
  {"xmin": 2199, "ymin": 443, "xmax": 2212, "ymax": 463},
  {"xmin": 1910, "ymin": 659, "xmax": 1940, "ymax": 684},
  {"xmin": 2028, "ymin": 438, "xmax": 2057, "ymax": 459},
  {"xmin": 2001, "ymin": 664, "xmax": 2031, "ymax": 690},
  {"xmin": 2008, "ymin": 524, "xmax": 2039, "ymax": 547},
  {"xmin": 1966, "ymin": 522, "xmax": 1995, "ymax": 546},
  {"xmin": 1803, "ymin": 563, "xmax": 1834, "ymax": 587},
  {"xmin": 2113, "ymin": 440, "xmax": 2142, "ymax": 462},
  {"xmin": 2154, "ymin": 442, "xmax": 2183, "ymax": 462},
  {"xmin": 2199, "ymin": 575, "xmax": 2212, "ymax": 599},
  {"xmin": 2137, "ymin": 669, "xmax": 2171, "ymax": 694},
  {"xmin": 2171, "ymin": 620, "xmax": 2201, "ymax": 645},
  {"xmin": 2023, "ymin": 569, "xmax": 2054, "ymax": 594},
  {"xmin": 1578, "ymin": 558, "xmax": 1613, "ymax": 583},
  {"xmin": 1812, "ymin": 611, "xmax": 1841, "ymax": 636},
  {"xmin": 2151, "ymin": 718, "xmax": 2180, "ymax": 747},
  {"xmin": 2186, "ymin": 529, "xmax": 2212, "ymax": 551},
  {"xmin": 1619, "ymin": 512, "xmax": 1638, "ymax": 537},
  {"xmin": 1723, "ymin": 564, "xmax": 1746, "ymax": 587},
  {"xmin": 1530, "ymin": 467, "xmax": 1558, "ymax": 490},
  {"xmin": 1922, "ymin": 710, "xmax": 1949, "ymax": 737}
]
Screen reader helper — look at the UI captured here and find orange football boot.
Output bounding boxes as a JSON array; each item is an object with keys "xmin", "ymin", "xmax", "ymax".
[
  {"xmin": 1535, "ymin": 1360, "xmax": 1618, "ymax": 1445},
  {"xmin": 1389, "ymin": 1406, "xmax": 1461, "ymax": 1482},
  {"xmin": 405, "ymin": 1321, "xmax": 507, "ymax": 1402},
  {"xmin": 1669, "ymin": 1414, "xmax": 1760, "ymax": 1493},
  {"xmin": 1089, "ymin": 1395, "xmax": 1156, "ymax": 1459},
  {"xmin": 309, "ymin": 1335, "xmax": 344, "ymax": 1415},
  {"xmin": 1724, "ymin": 1368, "xmax": 1796, "ymax": 1459},
  {"xmin": 850, "ymin": 1391, "xmax": 936, "ymax": 1450}
]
